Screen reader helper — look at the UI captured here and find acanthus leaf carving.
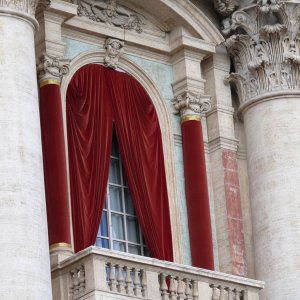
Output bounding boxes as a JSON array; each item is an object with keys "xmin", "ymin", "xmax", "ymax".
[
  {"xmin": 0, "ymin": 0, "xmax": 40, "ymax": 16},
  {"xmin": 71, "ymin": 0, "xmax": 145, "ymax": 33},
  {"xmin": 220, "ymin": 1, "xmax": 300, "ymax": 105},
  {"xmin": 104, "ymin": 38, "xmax": 124, "ymax": 69}
]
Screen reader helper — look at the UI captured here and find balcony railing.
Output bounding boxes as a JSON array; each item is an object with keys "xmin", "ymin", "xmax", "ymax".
[{"xmin": 51, "ymin": 246, "xmax": 264, "ymax": 300}]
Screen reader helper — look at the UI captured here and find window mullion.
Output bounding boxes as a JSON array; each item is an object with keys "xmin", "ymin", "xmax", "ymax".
[{"xmin": 120, "ymin": 159, "xmax": 128, "ymax": 253}]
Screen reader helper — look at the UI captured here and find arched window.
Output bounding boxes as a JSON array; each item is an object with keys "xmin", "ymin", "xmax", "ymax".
[
  {"xmin": 66, "ymin": 64, "xmax": 173, "ymax": 261},
  {"xmin": 96, "ymin": 131, "xmax": 150, "ymax": 256}
]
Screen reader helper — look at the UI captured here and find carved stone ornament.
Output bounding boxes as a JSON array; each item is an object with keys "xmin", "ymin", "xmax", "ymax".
[
  {"xmin": 172, "ymin": 91, "xmax": 211, "ymax": 118},
  {"xmin": 216, "ymin": 1, "xmax": 300, "ymax": 104},
  {"xmin": 214, "ymin": 0, "xmax": 240, "ymax": 17},
  {"xmin": 70, "ymin": 0, "xmax": 145, "ymax": 33},
  {"xmin": 0, "ymin": 0, "xmax": 40, "ymax": 16},
  {"xmin": 37, "ymin": 53, "xmax": 70, "ymax": 82},
  {"xmin": 104, "ymin": 38, "xmax": 124, "ymax": 69}
]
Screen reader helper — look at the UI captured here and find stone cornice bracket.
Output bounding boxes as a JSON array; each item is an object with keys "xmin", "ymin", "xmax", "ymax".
[
  {"xmin": 70, "ymin": 0, "xmax": 145, "ymax": 33},
  {"xmin": 37, "ymin": 53, "xmax": 70, "ymax": 86},
  {"xmin": 214, "ymin": 0, "xmax": 240, "ymax": 17},
  {"xmin": 172, "ymin": 91, "xmax": 211, "ymax": 121},
  {"xmin": 216, "ymin": 1, "xmax": 300, "ymax": 109},
  {"xmin": 104, "ymin": 38, "xmax": 124, "ymax": 69}
]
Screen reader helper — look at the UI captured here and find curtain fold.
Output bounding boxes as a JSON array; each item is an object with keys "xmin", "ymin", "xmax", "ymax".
[
  {"xmin": 67, "ymin": 65, "xmax": 113, "ymax": 253},
  {"xmin": 67, "ymin": 64, "xmax": 173, "ymax": 261},
  {"xmin": 106, "ymin": 69, "xmax": 173, "ymax": 261}
]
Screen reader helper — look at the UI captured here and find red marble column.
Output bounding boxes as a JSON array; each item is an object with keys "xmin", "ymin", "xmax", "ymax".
[
  {"xmin": 39, "ymin": 80, "xmax": 72, "ymax": 252},
  {"xmin": 181, "ymin": 116, "xmax": 214, "ymax": 270}
]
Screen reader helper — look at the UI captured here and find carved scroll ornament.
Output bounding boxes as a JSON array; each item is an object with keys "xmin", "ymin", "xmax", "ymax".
[
  {"xmin": 214, "ymin": 0, "xmax": 240, "ymax": 17},
  {"xmin": 37, "ymin": 53, "xmax": 69, "ymax": 82},
  {"xmin": 172, "ymin": 91, "xmax": 211, "ymax": 118}
]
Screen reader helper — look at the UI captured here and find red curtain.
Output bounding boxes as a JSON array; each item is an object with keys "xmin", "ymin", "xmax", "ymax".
[
  {"xmin": 67, "ymin": 64, "xmax": 173, "ymax": 261},
  {"xmin": 67, "ymin": 65, "xmax": 113, "ymax": 252}
]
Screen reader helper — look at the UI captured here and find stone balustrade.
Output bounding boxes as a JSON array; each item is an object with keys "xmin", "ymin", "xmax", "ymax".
[{"xmin": 51, "ymin": 247, "xmax": 264, "ymax": 300}]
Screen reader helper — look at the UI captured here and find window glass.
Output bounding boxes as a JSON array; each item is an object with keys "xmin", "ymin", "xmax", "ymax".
[{"xmin": 96, "ymin": 132, "xmax": 149, "ymax": 257}]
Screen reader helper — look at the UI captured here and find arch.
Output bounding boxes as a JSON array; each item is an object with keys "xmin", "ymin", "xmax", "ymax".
[
  {"xmin": 159, "ymin": 0, "xmax": 224, "ymax": 44},
  {"xmin": 61, "ymin": 50, "xmax": 184, "ymax": 263}
]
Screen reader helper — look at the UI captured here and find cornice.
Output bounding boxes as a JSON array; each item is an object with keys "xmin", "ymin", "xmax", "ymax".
[{"xmin": 215, "ymin": 1, "xmax": 300, "ymax": 108}]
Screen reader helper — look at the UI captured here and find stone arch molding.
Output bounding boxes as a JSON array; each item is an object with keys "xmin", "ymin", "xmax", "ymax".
[{"xmin": 61, "ymin": 49, "xmax": 184, "ymax": 263}]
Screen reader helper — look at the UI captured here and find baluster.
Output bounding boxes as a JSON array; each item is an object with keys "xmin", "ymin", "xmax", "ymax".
[
  {"xmin": 160, "ymin": 273, "xmax": 169, "ymax": 300},
  {"xmin": 73, "ymin": 268, "xmax": 80, "ymax": 296},
  {"xmin": 141, "ymin": 269, "xmax": 147, "ymax": 298},
  {"xmin": 116, "ymin": 264, "xmax": 125, "ymax": 293},
  {"xmin": 78, "ymin": 265, "xmax": 85, "ymax": 293},
  {"xmin": 133, "ymin": 268, "xmax": 141, "ymax": 297},
  {"xmin": 108, "ymin": 263, "xmax": 117, "ymax": 292},
  {"xmin": 177, "ymin": 278, "xmax": 185, "ymax": 300},
  {"xmin": 227, "ymin": 287, "xmax": 234, "ymax": 300},
  {"xmin": 125, "ymin": 266, "xmax": 133, "ymax": 295},
  {"xmin": 192, "ymin": 280, "xmax": 199, "ymax": 300},
  {"xmin": 184, "ymin": 279, "xmax": 192, "ymax": 300},
  {"xmin": 241, "ymin": 290, "xmax": 248, "ymax": 300},
  {"xmin": 219, "ymin": 285, "xmax": 226, "ymax": 300},
  {"xmin": 169, "ymin": 275, "xmax": 177, "ymax": 300},
  {"xmin": 69, "ymin": 270, "xmax": 75, "ymax": 299},
  {"xmin": 210, "ymin": 284, "xmax": 219, "ymax": 300},
  {"xmin": 234, "ymin": 289, "xmax": 241, "ymax": 300}
]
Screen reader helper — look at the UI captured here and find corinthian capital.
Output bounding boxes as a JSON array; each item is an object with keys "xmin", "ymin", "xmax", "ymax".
[
  {"xmin": 37, "ymin": 53, "xmax": 69, "ymax": 86},
  {"xmin": 172, "ymin": 91, "xmax": 211, "ymax": 119},
  {"xmin": 218, "ymin": 1, "xmax": 300, "ymax": 106},
  {"xmin": 0, "ymin": 0, "xmax": 42, "ymax": 16}
]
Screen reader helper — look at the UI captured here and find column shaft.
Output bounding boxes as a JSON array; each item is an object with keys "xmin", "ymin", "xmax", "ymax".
[
  {"xmin": 0, "ymin": 15, "xmax": 52, "ymax": 299},
  {"xmin": 39, "ymin": 82, "xmax": 71, "ymax": 250},
  {"xmin": 243, "ymin": 96, "xmax": 300, "ymax": 299},
  {"xmin": 181, "ymin": 119, "xmax": 214, "ymax": 270}
]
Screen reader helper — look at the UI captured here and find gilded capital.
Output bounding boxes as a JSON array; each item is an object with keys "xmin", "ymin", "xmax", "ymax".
[
  {"xmin": 216, "ymin": 1, "xmax": 300, "ymax": 105},
  {"xmin": 172, "ymin": 91, "xmax": 211, "ymax": 119},
  {"xmin": 37, "ymin": 53, "xmax": 69, "ymax": 86}
]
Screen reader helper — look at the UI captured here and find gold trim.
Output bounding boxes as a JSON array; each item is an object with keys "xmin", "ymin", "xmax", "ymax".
[
  {"xmin": 39, "ymin": 79, "xmax": 61, "ymax": 88},
  {"xmin": 181, "ymin": 115, "xmax": 201, "ymax": 124},
  {"xmin": 49, "ymin": 242, "xmax": 72, "ymax": 251}
]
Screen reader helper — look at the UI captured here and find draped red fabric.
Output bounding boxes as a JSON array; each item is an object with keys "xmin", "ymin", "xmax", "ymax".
[
  {"xmin": 67, "ymin": 64, "xmax": 173, "ymax": 261},
  {"xmin": 67, "ymin": 65, "xmax": 113, "ymax": 253},
  {"xmin": 106, "ymin": 68, "xmax": 173, "ymax": 261}
]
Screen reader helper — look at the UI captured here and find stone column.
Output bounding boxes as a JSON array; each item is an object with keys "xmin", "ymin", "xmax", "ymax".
[
  {"xmin": 0, "ymin": 1, "xmax": 52, "ymax": 299},
  {"xmin": 215, "ymin": 1, "xmax": 300, "ymax": 298},
  {"xmin": 173, "ymin": 91, "xmax": 214, "ymax": 270},
  {"xmin": 38, "ymin": 53, "xmax": 73, "ymax": 261}
]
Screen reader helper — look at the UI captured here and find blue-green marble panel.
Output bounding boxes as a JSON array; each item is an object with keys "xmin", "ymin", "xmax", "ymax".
[{"xmin": 63, "ymin": 38, "xmax": 100, "ymax": 60}]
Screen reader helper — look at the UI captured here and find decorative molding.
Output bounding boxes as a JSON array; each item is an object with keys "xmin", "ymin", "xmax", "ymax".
[
  {"xmin": 214, "ymin": 0, "xmax": 240, "ymax": 17},
  {"xmin": 172, "ymin": 91, "xmax": 211, "ymax": 118},
  {"xmin": 0, "ymin": 0, "xmax": 40, "ymax": 16},
  {"xmin": 104, "ymin": 38, "xmax": 124, "ymax": 69},
  {"xmin": 37, "ymin": 53, "xmax": 70, "ymax": 83},
  {"xmin": 70, "ymin": 0, "xmax": 145, "ymax": 33},
  {"xmin": 218, "ymin": 1, "xmax": 300, "ymax": 106}
]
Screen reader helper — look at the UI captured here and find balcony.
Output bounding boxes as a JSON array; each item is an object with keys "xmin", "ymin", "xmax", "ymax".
[{"xmin": 51, "ymin": 247, "xmax": 264, "ymax": 300}]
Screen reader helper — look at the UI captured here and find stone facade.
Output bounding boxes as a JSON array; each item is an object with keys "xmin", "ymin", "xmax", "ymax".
[{"xmin": 0, "ymin": 0, "xmax": 299, "ymax": 299}]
